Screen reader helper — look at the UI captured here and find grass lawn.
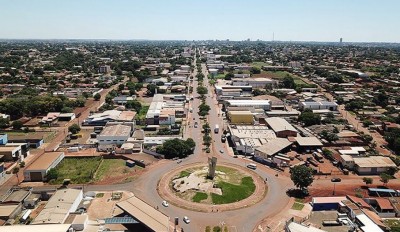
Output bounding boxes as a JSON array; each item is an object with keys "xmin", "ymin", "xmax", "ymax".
[
  {"xmin": 178, "ymin": 170, "xmax": 191, "ymax": 178},
  {"xmin": 136, "ymin": 105, "xmax": 150, "ymax": 120},
  {"xmin": 385, "ymin": 219, "xmax": 400, "ymax": 231},
  {"xmin": 251, "ymin": 62, "xmax": 267, "ymax": 69},
  {"xmin": 95, "ymin": 159, "xmax": 140, "ymax": 181},
  {"xmin": 52, "ymin": 157, "xmax": 102, "ymax": 184},
  {"xmin": 211, "ymin": 176, "xmax": 255, "ymax": 204},
  {"xmin": 192, "ymin": 192, "xmax": 208, "ymax": 203}
]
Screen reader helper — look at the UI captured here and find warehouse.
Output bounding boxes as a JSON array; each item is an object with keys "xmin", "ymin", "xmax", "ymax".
[
  {"xmin": 0, "ymin": 204, "xmax": 22, "ymax": 221},
  {"xmin": 266, "ymin": 117, "xmax": 298, "ymax": 138},
  {"xmin": 23, "ymin": 152, "xmax": 65, "ymax": 182},
  {"xmin": 228, "ymin": 111, "xmax": 254, "ymax": 124},
  {"xmin": 294, "ymin": 136, "xmax": 323, "ymax": 150},
  {"xmin": 299, "ymin": 101, "xmax": 338, "ymax": 111},
  {"xmin": 353, "ymin": 156, "xmax": 396, "ymax": 175},
  {"xmin": 32, "ymin": 189, "xmax": 83, "ymax": 225},
  {"xmin": 225, "ymin": 99, "xmax": 271, "ymax": 111}
]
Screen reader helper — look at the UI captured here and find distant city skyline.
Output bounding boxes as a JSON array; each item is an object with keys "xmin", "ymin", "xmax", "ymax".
[{"xmin": 1, "ymin": 0, "xmax": 399, "ymax": 42}]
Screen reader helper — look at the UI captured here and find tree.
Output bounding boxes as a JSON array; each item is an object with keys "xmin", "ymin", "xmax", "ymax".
[
  {"xmin": 146, "ymin": 84, "xmax": 158, "ymax": 96},
  {"xmin": 282, "ymin": 74, "xmax": 296, "ymax": 88},
  {"xmin": 185, "ymin": 138, "xmax": 196, "ymax": 150},
  {"xmin": 156, "ymin": 138, "xmax": 194, "ymax": 159},
  {"xmin": 125, "ymin": 100, "xmax": 142, "ymax": 112},
  {"xmin": 0, "ymin": 118, "xmax": 9, "ymax": 129},
  {"xmin": 250, "ymin": 67, "xmax": 261, "ymax": 74},
  {"xmin": 61, "ymin": 107, "xmax": 73, "ymax": 113},
  {"xmin": 224, "ymin": 73, "xmax": 234, "ymax": 80},
  {"xmin": 362, "ymin": 177, "xmax": 373, "ymax": 185},
  {"xmin": 68, "ymin": 124, "xmax": 81, "ymax": 134},
  {"xmin": 118, "ymin": 84, "xmax": 125, "ymax": 91},
  {"xmin": 11, "ymin": 120, "xmax": 23, "ymax": 130},
  {"xmin": 94, "ymin": 93, "xmax": 101, "ymax": 101},
  {"xmin": 290, "ymin": 165, "xmax": 314, "ymax": 192},
  {"xmin": 298, "ymin": 109, "xmax": 321, "ymax": 126},
  {"xmin": 12, "ymin": 166, "xmax": 20, "ymax": 182},
  {"xmin": 380, "ymin": 173, "xmax": 391, "ymax": 186},
  {"xmin": 197, "ymin": 86, "xmax": 208, "ymax": 95},
  {"xmin": 46, "ymin": 168, "xmax": 59, "ymax": 181}
]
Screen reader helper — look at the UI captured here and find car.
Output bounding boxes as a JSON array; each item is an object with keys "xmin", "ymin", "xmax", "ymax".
[
  {"xmin": 233, "ymin": 155, "xmax": 238, "ymax": 158},
  {"xmin": 162, "ymin": 201, "xmax": 169, "ymax": 207},
  {"xmin": 219, "ymin": 150, "xmax": 224, "ymax": 154},
  {"xmin": 194, "ymin": 124, "xmax": 198, "ymax": 128},
  {"xmin": 177, "ymin": 159, "xmax": 182, "ymax": 164},
  {"xmin": 183, "ymin": 216, "xmax": 190, "ymax": 224},
  {"xmin": 331, "ymin": 178, "xmax": 342, "ymax": 182}
]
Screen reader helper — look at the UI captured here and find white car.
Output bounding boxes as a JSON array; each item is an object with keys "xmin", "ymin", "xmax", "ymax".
[
  {"xmin": 219, "ymin": 150, "xmax": 224, "ymax": 154},
  {"xmin": 162, "ymin": 201, "xmax": 169, "ymax": 207},
  {"xmin": 183, "ymin": 216, "xmax": 190, "ymax": 224}
]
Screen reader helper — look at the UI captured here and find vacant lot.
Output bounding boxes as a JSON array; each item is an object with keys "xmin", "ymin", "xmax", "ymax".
[
  {"xmin": 52, "ymin": 157, "xmax": 102, "ymax": 184},
  {"xmin": 95, "ymin": 159, "xmax": 140, "ymax": 182}
]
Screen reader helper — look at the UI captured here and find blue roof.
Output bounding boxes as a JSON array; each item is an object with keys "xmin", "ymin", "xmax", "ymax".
[{"xmin": 368, "ymin": 188, "xmax": 397, "ymax": 193}]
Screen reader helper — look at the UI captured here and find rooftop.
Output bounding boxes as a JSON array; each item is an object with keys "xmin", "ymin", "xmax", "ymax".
[
  {"xmin": 0, "ymin": 204, "xmax": 20, "ymax": 217},
  {"xmin": 0, "ymin": 224, "xmax": 72, "ymax": 232},
  {"xmin": 295, "ymin": 136, "xmax": 323, "ymax": 146},
  {"xmin": 255, "ymin": 138, "xmax": 292, "ymax": 157},
  {"xmin": 266, "ymin": 117, "xmax": 297, "ymax": 133},
  {"xmin": 25, "ymin": 152, "xmax": 64, "ymax": 171},
  {"xmin": 354, "ymin": 156, "xmax": 396, "ymax": 168},
  {"xmin": 100, "ymin": 124, "xmax": 132, "ymax": 137},
  {"xmin": 117, "ymin": 196, "xmax": 170, "ymax": 232}
]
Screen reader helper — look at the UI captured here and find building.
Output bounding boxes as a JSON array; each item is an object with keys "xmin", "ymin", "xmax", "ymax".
[
  {"xmin": 299, "ymin": 101, "xmax": 338, "ymax": 111},
  {"xmin": 23, "ymin": 152, "xmax": 65, "ymax": 182},
  {"xmin": 266, "ymin": 117, "xmax": 298, "ymax": 138},
  {"xmin": 0, "ymin": 204, "xmax": 23, "ymax": 221},
  {"xmin": 145, "ymin": 94, "xmax": 185, "ymax": 125},
  {"xmin": 254, "ymin": 138, "xmax": 293, "ymax": 158},
  {"xmin": 0, "ymin": 224, "xmax": 72, "ymax": 232},
  {"xmin": 116, "ymin": 196, "xmax": 170, "ymax": 232},
  {"xmin": 225, "ymin": 100, "xmax": 271, "ymax": 111},
  {"xmin": 294, "ymin": 137, "xmax": 323, "ymax": 150},
  {"xmin": 231, "ymin": 77, "xmax": 277, "ymax": 88},
  {"xmin": 113, "ymin": 96, "xmax": 135, "ymax": 105},
  {"xmin": 285, "ymin": 219, "xmax": 327, "ymax": 232},
  {"xmin": 83, "ymin": 110, "xmax": 136, "ymax": 126},
  {"xmin": 228, "ymin": 125, "xmax": 276, "ymax": 155},
  {"xmin": 228, "ymin": 111, "xmax": 254, "ymax": 124},
  {"xmin": 312, "ymin": 196, "xmax": 347, "ymax": 211},
  {"xmin": 97, "ymin": 124, "xmax": 133, "ymax": 146},
  {"xmin": 99, "ymin": 65, "xmax": 111, "ymax": 73},
  {"xmin": 0, "ymin": 143, "xmax": 28, "ymax": 162},
  {"xmin": 353, "ymin": 156, "xmax": 396, "ymax": 175},
  {"xmin": 144, "ymin": 136, "xmax": 181, "ymax": 146},
  {"xmin": 32, "ymin": 189, "xmax": 83, "ymax": 224}
]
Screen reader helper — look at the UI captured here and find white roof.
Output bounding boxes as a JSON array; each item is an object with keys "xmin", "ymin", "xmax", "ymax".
[
  {"xmin": 266, "ymin": 117, "xmax": 297, "ymax": 133},
  {"xmin": 226, "ymin": 99, "xmax": 270, "ymax": 106},
  {"xmin": 354, "ymin": 156, "xmax": 396, "ymax": 168},
  {"xmin": 340, "ymin": 154, "xmax": 354, "ymax": 162},
  {"xmin": 356, "ymin": 214, "xmax": 384, "ymax": 232},
  {"xmin": 99, "ymin": 124, "xmax": 131, "ymax": 137},
  {"xmin": 295, "ymin": 137, "xmax": 323, "ymax": 146}
]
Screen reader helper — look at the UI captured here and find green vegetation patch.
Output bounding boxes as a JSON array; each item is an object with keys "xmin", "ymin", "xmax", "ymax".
[
  {"xmin": 96, "ymin": 193, "xmax": 104, "ymax": 198},
  {"xmin": 192, "ymin": 192, "xmax": 208, "ymax": 203},
  {"xmin": 52, "ymin": 157, "xmax": 102, "ymax": 184},
  {"xmin": 211, "ymin": 176, "xmax": 255, "ymax": 204},
  {"xmin": 291, "ymin": 202, "xmax": 305, "ymax": 210},
  {"xmin": 136, "ymin": 105, "xmax": 150, "ymax": 120},
  {"xmin": 178, "ymin": 170, "xmax": 191, "ymax": 178}
]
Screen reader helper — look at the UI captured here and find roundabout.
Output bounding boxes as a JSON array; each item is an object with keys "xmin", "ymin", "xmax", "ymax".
[{"xmin": 158, "ymin": 162, "xmax": 267, "ymax": 212}]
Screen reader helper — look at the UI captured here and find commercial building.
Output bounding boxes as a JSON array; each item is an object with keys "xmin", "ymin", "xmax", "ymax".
[
  {"xmin": 83, "ymin": 110, "xmax": 136, "ymax": 126},
  {"xmin": 353, "ymin": 156, "xmax": 396, "ymax": 175},
  {"xmin": 0, "ymin": 224, "xmax": 72, "ymax": 232},
  {"xmin": 254, "ymin": 138, "xmax": 293, "ymax": 158},
  {"xmin": 97, "ymin": 124, "xmax": 133, "ymax": 146},
  {"xmin": 99, "ymin": 65, "xmax": 111, "ymax": 73},
  {"xmin": 32, "ymin": 189, "xmax": 83, "ymax": 225},
  {"xmin": 225, "ymin": 100, "xmax": 271, "ymax": 111},
  {"xmin": 294, "ymin": 137, "xmax": 323, "ymax": 150},
  {"xmin": 116, "ymin": 196, "xmax": 170, "ymax": 232},
  {"xmin": 228, "ymin": 125, "xmax": 276, "ymax": 155},
  {"xmin": 266, "ymin": 117, "xmax": 298, "ymax": 138},
  {"xmin": 299, "ymin": 101, "xmax": 338, "ymax": 111},
  {"xmin": 146, "ymin": 94, "xmax": 185, "ymax": 125},
  {"xmin": 228, "ymin": 111, "xmax": 254, "ymax": 124},
  {"xmin": 231, "ymin": 77, "xmax": 277, "ymax": 88},
  {"xmin": 0, "ymin": 204, "xmax": 22, "ymax": 221},
  {"xmin": 0, "ymin": 143, "xmax": 29, "ymax": 162},
  {"xmin": 23, "ymin": 152, "xmax": 65, "ymax": 182}
]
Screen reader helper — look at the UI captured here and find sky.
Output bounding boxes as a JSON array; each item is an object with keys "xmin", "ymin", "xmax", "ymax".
[{"xmin": 0, "ymin": 0, "xmax": 399, "ymax": 42}]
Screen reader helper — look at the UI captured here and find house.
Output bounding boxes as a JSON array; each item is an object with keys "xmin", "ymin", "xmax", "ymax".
[
  {"xmin": 97, "ymin": 124, "xmax": 133, "ymax": 146},
  {"xmin": 23, "ymin": 152, "xmax": 65, "ymax": 182},
  {"xmin": 265, "ymin": 117, "xmax": 298, "ymax": 138},
  {"xmin": 0, "ymin": 144, "xmax": 25, "ymax": 162},
  {"xmin": 113, "ymin": 96, "xmax": 135, "ymax": 105},
  {"xmin": 0, "ymin": 204, "xmax": 23, "ymax": 221},
  {"xmin": 32, "ymin": 189, "xmax": 83, "ymax": 224}
]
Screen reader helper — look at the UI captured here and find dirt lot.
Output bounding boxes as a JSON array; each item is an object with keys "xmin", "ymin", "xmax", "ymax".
[{"xmin": 87, "ymin": 191, "xmax": 134, "ymax": 220}]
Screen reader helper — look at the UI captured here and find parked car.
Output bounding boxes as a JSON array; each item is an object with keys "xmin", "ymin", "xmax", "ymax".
[
  {"xmin": 183, "ymin": 216, "xmax": 190, "ymax": 224},
  {"xmin": 162, "ymin": 201, "xmax": 169, "ymax": 207},
  {"xmin": 177, "ymin": 159, "xmax": 182, "ymax": 164},
  {"xmin": 219, "ymin": 149, "xmax": 224, "ymax": 154},
  {"xmin": 331, "ymin": 178, "xmax": 342, "ymax": 182}
]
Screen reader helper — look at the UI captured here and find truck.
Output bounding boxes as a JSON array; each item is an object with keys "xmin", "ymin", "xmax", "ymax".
[{"xmin": 214, "ymin": 124, "xmax": 219, "ymax": 133}]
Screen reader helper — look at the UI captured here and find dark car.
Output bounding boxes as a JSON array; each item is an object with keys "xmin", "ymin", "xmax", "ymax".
[{"xmin": 331, "ymin": 178, "xmax": 342, "ymax": 182}]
